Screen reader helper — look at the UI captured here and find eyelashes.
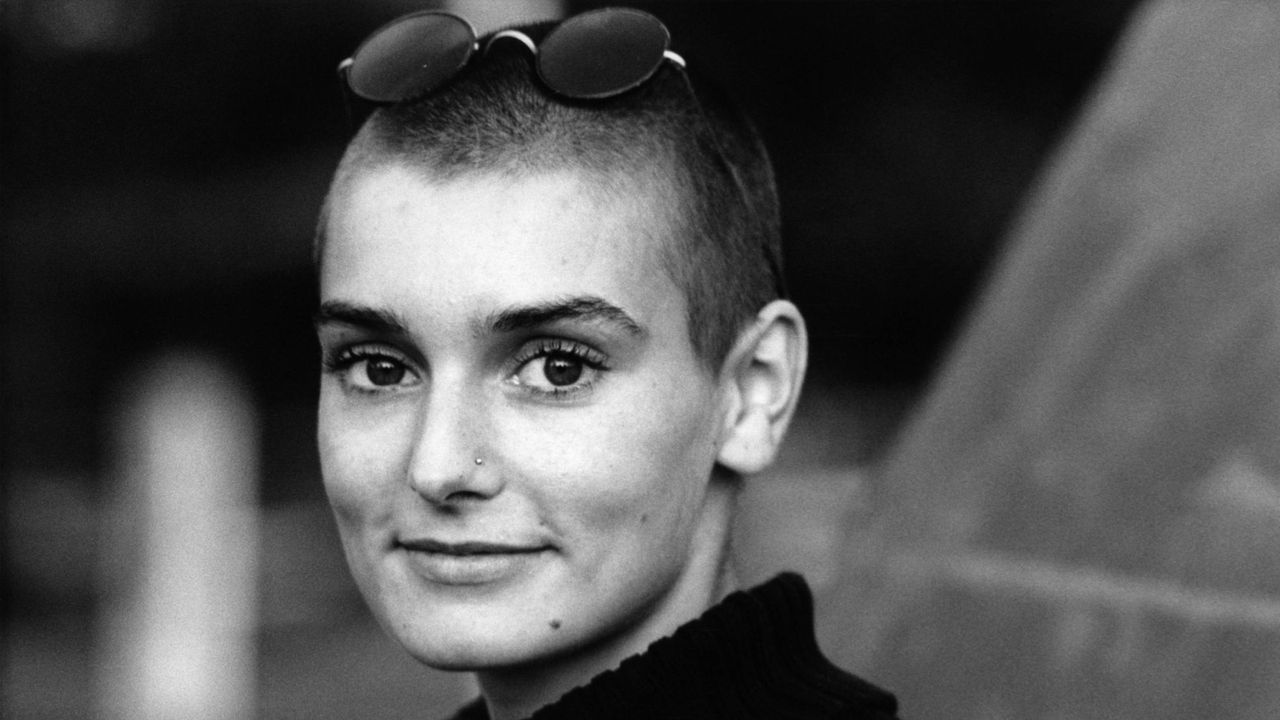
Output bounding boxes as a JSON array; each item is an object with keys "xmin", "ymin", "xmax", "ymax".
[
  {"xmin": 510, "ymin": 338, "xmax": 610, "ymax": 398},
  {"xmin": 321, "ymin": 337, "xmax": 611, "ymax": 400},
  {"xmin": 322, "ymin": 344, "xmax": 421, "ymax": 393}
]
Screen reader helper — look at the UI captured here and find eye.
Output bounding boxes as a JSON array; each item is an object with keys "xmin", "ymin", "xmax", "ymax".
[
  {"xmin": 521, "ymin": 352, "xmax": 585, "ymax": 387},
  {"xmin": 324, "ymin": 344, "xmax": 421, "ymax": 394},
  {"xmin": 360, "ymin": 356, "xmax": 410, "ymax": 387},
  {"xmin": 511, "ymin": 339, "xmax": 608, "ymax": 397}
]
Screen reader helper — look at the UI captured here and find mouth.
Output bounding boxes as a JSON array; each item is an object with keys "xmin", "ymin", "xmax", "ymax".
[
  {"xmin": 398, "ymin": 538, "xmax": 549, "ymax": 556},
  {"xmin": 397, "ymin": 538, "xmax": 551, "ymax": 586}
]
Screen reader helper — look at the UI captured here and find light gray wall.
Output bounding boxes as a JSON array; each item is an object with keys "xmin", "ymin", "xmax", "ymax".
[{"xmin": 825, "ymin": 3, "xmax": 1280, "ymax": 718}]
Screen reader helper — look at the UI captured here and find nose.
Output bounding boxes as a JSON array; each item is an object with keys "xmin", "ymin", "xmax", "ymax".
[{"xmin": 406, "ymin": 377, "xmax": 502, "ymax": 505}]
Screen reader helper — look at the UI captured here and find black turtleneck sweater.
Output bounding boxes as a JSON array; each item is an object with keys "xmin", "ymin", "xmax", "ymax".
[{"xmin": 449, "ymin": 573, "xmax": 899, "ymax": 720}]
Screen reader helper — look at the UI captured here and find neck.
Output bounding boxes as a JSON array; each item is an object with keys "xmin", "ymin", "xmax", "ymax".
[{"xmin": 477, "ymin": 487, "xmax": 739, "ymax": 720}]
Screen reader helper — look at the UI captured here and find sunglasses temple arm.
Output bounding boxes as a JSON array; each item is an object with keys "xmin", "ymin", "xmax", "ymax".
[{"xmin": 335, "ymin": 58, "xmax": 361, "ymax": 131}]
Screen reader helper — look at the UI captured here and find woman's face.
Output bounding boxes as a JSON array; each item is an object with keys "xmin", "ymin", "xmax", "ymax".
[{"xmin": 316, "ymin": 164, "xmax": 736, "ymax": 673}]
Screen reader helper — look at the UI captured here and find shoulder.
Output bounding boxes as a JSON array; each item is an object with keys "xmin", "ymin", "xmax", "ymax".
[{"xmin": 525, "ymin": 573, "xmax": 900, "ymax": 720}]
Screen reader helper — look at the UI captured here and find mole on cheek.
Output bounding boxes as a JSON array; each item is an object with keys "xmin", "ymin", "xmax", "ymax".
[{"xmin": 550, "ymin": 619, "xmax": 562, "ymax": 630}]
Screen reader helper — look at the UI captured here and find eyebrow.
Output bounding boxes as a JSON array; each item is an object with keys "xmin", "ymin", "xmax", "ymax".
[
  {"xmin": 487, "ymin": 296, "xmax": 644, "ymax": 337},
  {"xmin": 313, "ymin": 297, "xmax": 644, "ymax": 339},
  {"xmin": 313, "ymin": 301, "xmax": 411, "ymax": 335}
]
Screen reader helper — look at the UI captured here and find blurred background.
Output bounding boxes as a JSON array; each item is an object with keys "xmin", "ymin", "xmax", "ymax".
[{"xmin": 7, "ymin": 1, "xmax": 1280, "ymax": 718}]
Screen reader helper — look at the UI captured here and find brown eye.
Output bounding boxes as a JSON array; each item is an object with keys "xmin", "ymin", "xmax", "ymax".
[
  {"xmin": 543, "ymin": 354, "xmax": 583, "ymax": 386},
  {"xmin": 365, "ymin": 358, "xmax": 408, "ymax": 386},
  {"xmin": 510, "ymin": 340, "xmax": 606, "ymax": 397},
  {"xmin": 325, "ymin": 344, "xmax": 421, "ymax": 394}
]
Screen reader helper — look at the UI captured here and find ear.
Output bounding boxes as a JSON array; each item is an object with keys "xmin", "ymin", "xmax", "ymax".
[{"xmin": 715, "ymin": 299, "xmax": 809, "ymax": 475}]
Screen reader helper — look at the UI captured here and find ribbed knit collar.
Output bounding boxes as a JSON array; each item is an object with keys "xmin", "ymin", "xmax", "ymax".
[{"xmin": 452, "ymin": 573, "xmax": 898, "ymax": 720}]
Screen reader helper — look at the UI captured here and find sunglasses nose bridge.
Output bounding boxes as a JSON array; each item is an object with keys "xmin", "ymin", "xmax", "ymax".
[{"xmin": 485, "ymin": 29, "xmax": 538, "ymax": 56}]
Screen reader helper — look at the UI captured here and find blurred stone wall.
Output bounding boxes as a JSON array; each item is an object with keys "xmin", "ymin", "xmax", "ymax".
[{"xmin": 824, "ymin": 3, "xmax": 1280, "ymax": 718}]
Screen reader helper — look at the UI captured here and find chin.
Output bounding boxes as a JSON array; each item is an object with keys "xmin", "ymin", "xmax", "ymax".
[
  {"xmin": 402, "ymin": 645, "xmax": 497, "ymax": 672},
  {"xmin": 372, "ymin": 597, "xmax": 567, "ymax": 670},
  {"xmin": 395, "ymin": 625, "xmax": 567, "ymax": 672}
]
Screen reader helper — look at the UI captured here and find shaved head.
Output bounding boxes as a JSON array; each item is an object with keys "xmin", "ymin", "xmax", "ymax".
[{"xmin": 318, "ymin": 24, "xmax": 783, "ymax": 367}]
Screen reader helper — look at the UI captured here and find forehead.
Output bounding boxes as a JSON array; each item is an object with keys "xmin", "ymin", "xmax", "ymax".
[{"xmin": 320, "ymin": 163, "xmax": 686, "ymax": 335}]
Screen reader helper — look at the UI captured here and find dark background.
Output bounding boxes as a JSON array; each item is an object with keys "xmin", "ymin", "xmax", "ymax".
[
  {"xmin": 2, "ymin": 2, "xmax": 1140, "ymax": 718},
  {"xmin": 1, "ymin": 0, "xmax": 1137, "ymax": 481}
]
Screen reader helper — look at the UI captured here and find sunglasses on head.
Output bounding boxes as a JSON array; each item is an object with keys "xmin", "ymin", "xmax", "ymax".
[
  {"xmin": 339, "ymin": 7, "xmax": 686, "ymax": 103},
  {"xmin": 337, "ymin": 7, "xmax": 787, "ymax": 298}
]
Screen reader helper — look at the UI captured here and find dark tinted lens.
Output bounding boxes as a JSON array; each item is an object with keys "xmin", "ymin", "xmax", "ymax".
[
  {"xmin": 538, "ymin": 8, "xmax": 670, "ymax": 99},
  {"xmin": 348, "ymin": 12, "xmax": 475, "ymax": 103}
]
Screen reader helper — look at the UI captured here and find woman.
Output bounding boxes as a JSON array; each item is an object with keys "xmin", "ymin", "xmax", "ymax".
[{"xmin": 314, "ymin": 8, "xmax": 899, "ymax": 719}]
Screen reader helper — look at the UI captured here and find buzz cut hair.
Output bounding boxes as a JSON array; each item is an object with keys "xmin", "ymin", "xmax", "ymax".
[{"xmin": 316, "ymin": 23, "xmax": 784, "ymax": 369}]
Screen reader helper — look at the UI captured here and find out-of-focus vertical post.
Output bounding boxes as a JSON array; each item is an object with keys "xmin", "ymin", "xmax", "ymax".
[{"xmin": 97, "ymin": 350, "xmax": 260, "ymax": 720}]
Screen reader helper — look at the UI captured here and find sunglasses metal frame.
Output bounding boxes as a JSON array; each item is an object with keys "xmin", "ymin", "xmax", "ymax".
[
  {"xmin": 334, "ymin": 7, "xmax": 787, "ymax": 299},
  {"xmin": 338, "ymin": 8, "xmax": 687, "ymax": 103}
]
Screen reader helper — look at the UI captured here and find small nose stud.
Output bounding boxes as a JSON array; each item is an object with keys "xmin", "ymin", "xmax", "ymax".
[{"xmin": 474, "ymin": 457, "xmax": 484, "ymax": 466}]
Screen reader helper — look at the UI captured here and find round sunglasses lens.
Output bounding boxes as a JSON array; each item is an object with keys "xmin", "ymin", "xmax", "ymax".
[
  {"xmin": 348, "ymin": 12, "xmax": 475, "ymax": 103},
  {"xmin": 538, "ymin": 8, "xmax": 670, "ymax": 99}
]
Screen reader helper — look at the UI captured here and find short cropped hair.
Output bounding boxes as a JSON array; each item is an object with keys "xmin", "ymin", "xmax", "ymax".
[{"xmin": 317, "ymin": 22, "xmax": 784, "ymax": 368}]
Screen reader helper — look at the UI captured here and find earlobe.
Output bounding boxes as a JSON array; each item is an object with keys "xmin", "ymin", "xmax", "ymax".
[{"xmin": 716, "ymin": 300, "xmax": 808, "ymax": 475}]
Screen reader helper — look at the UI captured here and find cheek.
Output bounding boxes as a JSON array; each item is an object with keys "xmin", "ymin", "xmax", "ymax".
[
  {"xmin": 317, "ymin": 392, "xmax": 412, "ymax": 530},
  {"xmin": 505, "ymin": 386, "xmax": 721, "ymax": 534}
]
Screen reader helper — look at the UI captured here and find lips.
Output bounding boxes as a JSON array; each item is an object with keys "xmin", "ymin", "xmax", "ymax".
[
  {"xmin": 399, "ymin": 538, "xmax": 548, "ymax": 555},
  {"xmin": 398, "ymin": 537, "xmax": 551, "ymax": 585}
]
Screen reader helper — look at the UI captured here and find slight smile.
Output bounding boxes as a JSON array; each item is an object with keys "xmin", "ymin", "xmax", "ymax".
[{"xmin": 399, "ymin": 538, "xmax": 552, "ymax": 585}]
